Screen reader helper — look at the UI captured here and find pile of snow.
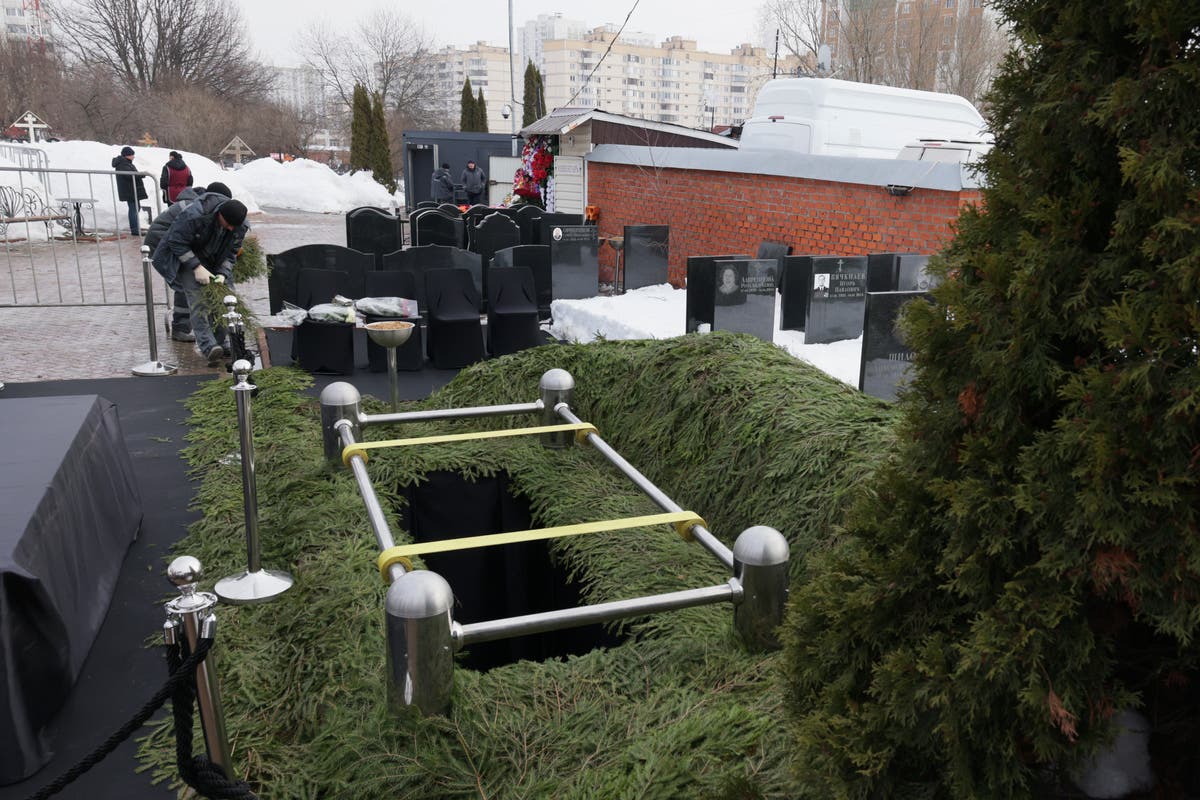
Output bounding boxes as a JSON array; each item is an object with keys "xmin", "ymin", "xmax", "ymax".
[
  {"xmin": 235, "ymin": 157, "xmax": 400, "ymax": 214},
  {"xmin": 549, "ymin": 284, "xmax": 864, "ymax": 388}
]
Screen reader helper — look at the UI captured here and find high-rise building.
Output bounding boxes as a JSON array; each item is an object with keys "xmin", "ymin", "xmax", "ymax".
[
  {"xmin": 3, "ymin": 0, "xmax": 51, "ymax": 46},
  {"xmin": 431, "ymin": 41, "xmax": 518, "ymax": 133},
  {"xmin": 271, "ymin": 66, "xmax": 332, "ymax": 120}
]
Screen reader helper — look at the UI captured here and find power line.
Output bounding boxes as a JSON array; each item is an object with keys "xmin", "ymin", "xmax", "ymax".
[{"xmin": 564, "ymin": 0, "xmax": 643, "ymax": 108}]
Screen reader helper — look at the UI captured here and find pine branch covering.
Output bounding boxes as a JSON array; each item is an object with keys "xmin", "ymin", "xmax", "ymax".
[{"xmin": 138, "ymin": 334, "xmax": 897, "ymax": 798}]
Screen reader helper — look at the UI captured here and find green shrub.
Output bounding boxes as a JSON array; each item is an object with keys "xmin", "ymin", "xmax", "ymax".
[{"xmin": 784, "ymin": 1, "xmax": 1200, "ymax": 796}]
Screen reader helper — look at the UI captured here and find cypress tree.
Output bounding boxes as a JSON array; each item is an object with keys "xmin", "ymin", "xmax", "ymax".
[
  {"xmin": 522, "ymin": 60, "xmax": 540, "ymax": 126},
  {"xmin": 348, "ymin": 83, "xmax": 371, "ymax": 173},
  {"xmin": 459, "ymin": 77, "xmax": 475, "ymax": 131},
  {"xmin": 784, "ymin": 0, "xmax": 1200, "ymax": 797},
  {"xmin": 368, "ymin": 91, "xmax": 394, "ymax": 193},
  {"xmin": 475, "ymin": 88, "xmax": 488, "ymax": 133}
]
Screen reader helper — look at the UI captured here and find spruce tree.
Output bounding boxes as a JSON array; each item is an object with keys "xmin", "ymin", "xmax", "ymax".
[
  {"xmin": 348, "ymin": 83, "xmax": 371, "ymax": 173},
  {"xmin": 522, "ymin": 60, "xmax": 545, "ymax": 126},
  {"xmin": 368, "ymin": 91, "xmax": 394, "ymax": 193},
  {"xmin": 784, "ymin": 0, "xmax": 1200, "ymax": 797},
  {"xmin": 475, "ymin": 88, "xmax": 488, "ymax": 133},
  {"xmin": 459, "ymin": 77, "xmax": 475, "ymax": 131}
]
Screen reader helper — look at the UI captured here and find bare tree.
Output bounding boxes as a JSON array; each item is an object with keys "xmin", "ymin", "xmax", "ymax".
[
  {"xmin": 758, "ymin": 0, "xmax": 827, "ymax": 64},
  {"xmin": 938, "ymin": 6, "xmax": 1010, "ymax": 107},
  {"xmin": 50, "ymin": 0, "xmax": 272, "ymax": 100},
  {"xmin": 299, "ymin": 9, "xmax": 448, "ymax": 126},
  {"xmin": 888, "ymin": 0, "xmax": 944, "ymax": 90}
]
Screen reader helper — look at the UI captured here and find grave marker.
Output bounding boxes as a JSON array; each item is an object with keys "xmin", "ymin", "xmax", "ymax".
[
  {"xmin": 549, "ymin": 225, "xmax": 598, "ymax": 300},
  {"xmin": 859, "ymin": 290, "xmax": 933, "ymax": 400},
  {"xmin": 622, "ymin": 225, "xmax": 669, "ymax": 291},
  {"xmin": 711, "ymin": 259, "xmax": 778, "ymax": 342},
  {"xmin": 685, "ymin": 254, "xmax": 751, "ymax": 333},
  {"xmin": 804, "ymin": 256, "xmax": 869, "ymax": 344}
]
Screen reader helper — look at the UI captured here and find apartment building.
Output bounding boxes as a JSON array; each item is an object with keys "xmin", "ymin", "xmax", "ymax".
[
  {"xmin": 539, "ymin": 28, "xmax": 802, "ymax": 130},
  {"xmin": 430, "ymin": 41, "xmax": 518, "ymax": 134},
  {"xmin": 3, "ymin": 0, "xmax": 51, "ymax": 44}
]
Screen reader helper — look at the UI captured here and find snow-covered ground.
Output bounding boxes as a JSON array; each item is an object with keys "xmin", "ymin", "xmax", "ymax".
[{"xmin": 549, "ymin": 283, "xmax": 863, "ymax": 388}]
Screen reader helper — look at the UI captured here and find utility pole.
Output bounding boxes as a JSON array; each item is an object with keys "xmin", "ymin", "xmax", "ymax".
[
  {"xmin": 773, "ymin": 29, "xmax": 780, "ymax": 78},
  {"xmin": 508, "ymin": 0, "xmax": 519, "ymax": 156}
]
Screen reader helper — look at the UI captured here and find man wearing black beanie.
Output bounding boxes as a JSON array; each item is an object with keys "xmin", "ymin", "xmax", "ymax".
[{"xmin": 151, "ymin": 192, "xmax": 251, "ymax": 365}]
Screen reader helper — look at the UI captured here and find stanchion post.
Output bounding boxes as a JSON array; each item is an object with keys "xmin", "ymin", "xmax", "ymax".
[
  {"xmin": 215, "ymin": 360, "xmax": 294, "ymax": 604},
  {"xmin": 732, "ymin": 526, "xmax": 790, "ymax": 651},
  {"xmin": 320, "ymin": 382, "xmax": 362, "ymax": 467},
  {"xmin": 132, "ymin": 244, "xmax": 177, "ymax": 376},
  {"xmin": 385, "ymin": 570, "xmax": 455, "ymax": 716},
  {"xmin": 538, "ymin": 369, "xmax": 575, "ymax": 449},
  {"xmin": 222, "ymin": 295, "xmax": 244, "ymax": 363},
  {"xmin": 163, "ymin": 556, "xmax": 231, "ymax": 772}
]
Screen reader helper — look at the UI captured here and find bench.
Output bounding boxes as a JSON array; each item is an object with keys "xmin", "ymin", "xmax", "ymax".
[{"xmin": 0, "ymin": 186, "xmax": 71, "ymax": 238}]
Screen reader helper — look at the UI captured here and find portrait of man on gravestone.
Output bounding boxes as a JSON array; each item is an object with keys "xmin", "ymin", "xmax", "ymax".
[
  {"xmin": 715, "ymin": 264, "xmax": 746, "ymax": 306},
  {"xmin": 813, "ymin": 273, "xmax": 830, "ymax": 294}
]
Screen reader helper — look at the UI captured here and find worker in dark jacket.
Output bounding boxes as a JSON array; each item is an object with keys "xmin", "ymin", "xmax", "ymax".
[
  {"xmin": 159, "ymin": 151, "xmax": 194, "ymax": 204},
  {"xmin": 112, "ymin": 145, "xmax": 148, "ymax": 235},
  {"xmin": 152, "ymin": 198, "xmax": 248, "ymax": 365},
  {"xmin": 431, "ymin": 163, "xmax": 454, "ymax": 202},
  {"xmin": 145, "ymin": 182, "xmax": 232, "ymax": 341},
  {"xmin": 460, "ymin": 160, "xmax": 487, "ymax": 205}
]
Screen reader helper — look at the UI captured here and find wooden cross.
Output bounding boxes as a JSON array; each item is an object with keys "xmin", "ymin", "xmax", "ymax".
[
  {"xmin": 220, "ymin": 136, "xmax": 256, "ymax": 164},
  {"xmin": 13, "ymin": 112, "xmax": 49, "ymax": 142},
  {"xmin": 138, "ymin": 131, "xmax": 158, "ymax": 146}
]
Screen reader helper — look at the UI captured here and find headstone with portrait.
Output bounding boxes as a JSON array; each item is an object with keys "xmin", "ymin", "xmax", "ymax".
[
  {"xmin": 685, "ymin": 254, "xmax": 751, "ymax": 333},
  {"xmin": 859, "ymin": 290, "xmax": 933, "ymax": 400},
  {"xmin": 536, "ymin": 213, "xmax": 584, "ymax": 246},
  {"xmin": 896, "ymin": 254, "xmax": 935, "ymax": 291},
  {"xmin": 549, "ymin": 225, "xmax": 599, "ymax": 300},
  {"xmin": 622, "ymin": 225, "xmax": 669, "ymax": 291},
  {"xmin": 711, "ymin": 258, "xmax": 779, "ymax": 342},
  {"xmin": 804, "ymin": 256, "xmax": 869, "ymax": 344}
]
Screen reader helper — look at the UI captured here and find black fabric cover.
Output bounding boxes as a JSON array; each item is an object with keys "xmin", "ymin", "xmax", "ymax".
[
  {"xmin": 0, "ymin": 396, "xmax": 142, "ymax": 784},
  {"xmin": 492, "ymin": 245, "xmax": 552, "ymax": 320},
  {"xmin": 414, "ymin": 211, "xmax": 465, "ymax": 249},
  {"xmin": 425, "ymin": 268, "xmax": 485, "ymax": 369},
  {"xmin": 487, "ymin": 267, "xmax": 542, "ymax": 356},
  {"xmin": 267, "ymin": 244, "xmax": 374, "ymax": 314},
  {"xmin": 364, "ymin": 270, "xmax": 424, "ymax": 372},
  {"xmin": 345, "ymin": 207, "xmax": 402, "ymax": 269},
  {"xmin": 382, "ymin": 245, "xmax": 482, "ymax": 313},
  {"xmin": 472, "ymin": 214, "xmax": 521, "ymax": 305}
]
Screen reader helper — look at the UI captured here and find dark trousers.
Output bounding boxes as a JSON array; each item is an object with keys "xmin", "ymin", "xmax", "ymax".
[
  {"xmin": 172, "ymin": 290, "xmax": 191, "ymax": 332},
  {"xmin": 467, "ymin": 191, "xmax": 484, "ymax": 205}
]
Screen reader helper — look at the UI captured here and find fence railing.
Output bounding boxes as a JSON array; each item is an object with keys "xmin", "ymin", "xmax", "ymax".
[{"xmin": 1, "ymin": 164, "xmax": 164, "ymax": 308}]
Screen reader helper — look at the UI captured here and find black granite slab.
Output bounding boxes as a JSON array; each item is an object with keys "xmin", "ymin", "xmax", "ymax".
[
  {"xmin": 780, "ymin": 255, "xmax": 815, "ymax": 331},
  {"xmin": 345, "ymin": 207, "xmax": 402, "ymax": 268},
  {"xmin": 622, "ymin": 225, "xmax": 669, "ymax": 291},
  {"xmin": 549, "ymin": 225, "xmax": 598, "ymax": 300},
  {"xmin": 859, "ymin": 290, "xmax": 933, "ymax": 400},
  {"xmin": 896, "ymin": 254, "xmax": 934, "ymax": 291},
  {"xmin": 415, "ymin": 210, "xmax": 465, "ymax": 248},
  {"xmin": 711, "ymin": 258, "xmax": 778, "ymax": 342},
  {"xmin": 685, "ymin": 253, "xmax": 751, "ymax": 333},
  {"xmin": 804, "ymin": 256, "xmax": 869, "ymax": 344}
]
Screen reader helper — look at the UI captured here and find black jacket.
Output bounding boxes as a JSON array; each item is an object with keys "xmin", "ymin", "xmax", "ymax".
[
  {"xmin": 151, "ymin": 197, "xmax": 248, "ymax": 287},
  {"xmin": 144, "ymin": 187, "xmax": 206, "ymax": 252},
  {"xmin": 431, "ymin": 168, "xmax": 454, "ymax": 202},
  {"xmin": 112, "ymin": 155, "xmax": 148, "ymax": 202}
]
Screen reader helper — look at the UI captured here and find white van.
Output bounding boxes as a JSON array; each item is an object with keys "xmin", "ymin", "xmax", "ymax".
[{"xmin": 739, "ymin": 78, "xmax": 987, "ymax": 159}]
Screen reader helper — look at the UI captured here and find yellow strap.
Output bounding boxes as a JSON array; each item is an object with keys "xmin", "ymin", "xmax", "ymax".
[
  {"xmin": 342, "ymin": 422, "xmax": 598, "ymax": 466},
  {"xmin": 376, "ymin": 510, "xmax": 706, "ymax": 580}
]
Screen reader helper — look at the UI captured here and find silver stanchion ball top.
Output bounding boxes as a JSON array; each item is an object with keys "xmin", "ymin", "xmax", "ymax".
[
  {"xmin": 168, "ymin": 555, "xmax": 203, "ymax": 587},
  {"xmin": 140, "ymin": 244, "xmax": 150, "ymax": 255},
  {"xmin": 320, "ymin": 381, "xmax": 361, "ymax": 408},
  {"xmin": 386, "ymin": 570, "xmax": 455, "ymax": 620},
  {"xmin": 732, "ymin": 526, "xmax": 790, "ymax": 567},
  {"xmin": 222, "ymin": 295, "xmax": 238, "ymax": 309},
  {"xmin": 539, "ymin": 368, "xmax": 575, "ymax": 392},
  {"xmin": 232, "ymin": 359, "xmax": 253, "ymax": 382}
]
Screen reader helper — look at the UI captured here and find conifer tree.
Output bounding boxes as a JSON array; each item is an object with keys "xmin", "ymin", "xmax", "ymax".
[
  {"xmin": 368, "ymin": 91, "xmax": 394, "ymax": 193},
  {"xmin": 348, "ymin": 83, "xmax": 371, "ymax": 173},
  {"xmin": 784, "ymin": 0, "xmax": 1200, "ymax": 796},
  {"xmin": 522, "ymin": 60, "xmax": 547, "ymax": 126},
  {"xmin": 459, "ymin": 77, "xmax": 475, "ymax": 131},
  {"xmin": 474, "ymin": 88, "xmax": 488, "ymax": 133}
]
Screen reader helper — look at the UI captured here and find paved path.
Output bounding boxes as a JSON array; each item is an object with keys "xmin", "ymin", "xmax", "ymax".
[{"xmin": 0, "ymin": 208, "xmax": 345, "ymax": 382}]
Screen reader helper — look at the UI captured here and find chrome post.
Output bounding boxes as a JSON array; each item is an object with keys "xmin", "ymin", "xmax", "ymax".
[
  {"xmin": 385, "ymin": 570, "xmax": 455, "ymax": 716},
  {"xmin": 538, "ymin": 369, "xmax": 575, "ymax": 448},
  {"xmin": 731, "ymin": 526, "xmax": 790, "ymax": 651},
  {"xmin": 164, "ymin": 556, "xmax": 231, "ymax": 772},
  {"xmin": 215, "ymin": 360, "xmax": 294, "ymax": 604},
  {"xmin": 132, "ymin": 244, "xmax": 177, "ymax": 376},
  {"xmin": 320, "ymin": 382, "xmax": 362, "ymax": 467},
  {"xmin": 222, "ymin": 295, "xmax": 243, "ymax": 361}
]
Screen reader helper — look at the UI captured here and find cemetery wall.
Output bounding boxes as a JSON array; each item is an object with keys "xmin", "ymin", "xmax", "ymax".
[{"xmin": 587, "ymin": 161, "xmax": 981, "ymax": 285}]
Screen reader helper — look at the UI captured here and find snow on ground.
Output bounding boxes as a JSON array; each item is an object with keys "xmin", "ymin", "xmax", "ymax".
[
  {"xmin": 235, "ymin": 157, "xmax": 401, "ymax": 214},
  {"xmin": 549, "ymin": 283, "xmax": 864, "ymax": 388}
]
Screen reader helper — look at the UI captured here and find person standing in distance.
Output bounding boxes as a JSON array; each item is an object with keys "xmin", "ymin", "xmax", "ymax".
[
  {"xmin": 431, "ymin": 162, "xmax": 455, "ymax": 203},
  {"xmin": 160, "ymin": 150, "xmax": 193, "ymax": 205},
  {"xmin": 111, "ymin": 146, "xmax": 147, "ymax": 236},
  {"xmin": 460, "ymin": 159, "xmax": 487, "ymax": 205},
  {"xmin": 151, "ymin": 198, "xmax": 249, "ymax": 366}
]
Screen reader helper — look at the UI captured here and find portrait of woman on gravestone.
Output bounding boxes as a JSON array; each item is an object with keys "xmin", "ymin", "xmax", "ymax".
[{"xmin": 715, "ymin": 264, "xmax": 746, "ymax": 306}]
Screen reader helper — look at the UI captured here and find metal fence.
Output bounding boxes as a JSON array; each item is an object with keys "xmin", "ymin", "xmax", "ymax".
[{"xmin": 1, "ymin": 164, "xmax": 164, "ymax": 308}]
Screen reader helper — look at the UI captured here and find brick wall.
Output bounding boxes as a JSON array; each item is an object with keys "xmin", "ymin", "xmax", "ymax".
[{"xmin": 587, "ymin": 161, "xmax": 981, "ymax": 285}]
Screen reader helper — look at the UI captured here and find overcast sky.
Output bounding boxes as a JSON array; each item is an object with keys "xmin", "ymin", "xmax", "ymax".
[{"xmin": 231, "ymin": 0, "xmax": 766, "ymax": 67}]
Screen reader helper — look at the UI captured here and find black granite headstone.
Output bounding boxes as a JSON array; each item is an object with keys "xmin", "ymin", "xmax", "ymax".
[
  {"xmin": 549, "ymin": 225, "xmax": 598, "ymax": 300},
  {"xmin": 711, "ymin": 259, "xmax": 778, "ymax": 342},
  {"xmin": 866, "ymin": 253, "xmax": 901, "ymax": 293},
  {"xmin": 493, "ymin": 245, "xmax": 552, "ymax": 319},
  {"xmin": 859, "ymin": 290, "xmax": 933, "ymax": 400},
  {"xmin": 474, "ymin": 213, "xmax": 521, "ymax": 271},
  {"xmin": 896, "ymin": 254, "xmax": 934, "ymax": 291},
  {"xmin": 686, "ymin": 254, "xmax": 751, "ymax": 333},
  {"xmin": 514, "ymin": 205, "xmax": 544, "ymax": 245},
  {"xmin": 345, "ymin": 207, "xmax": 402, "ymax": 269},
  {"xmin": 804, "ymin": 256, "xmax": 869, "ymax": 344},
  {"xmin": 415, "ymin": 211, "xmax": 465, "ymax": 248},
  {"xmin": 536, "ymin": 213, "xmax": 583, "ymax": 246},
  {"xmin": 780, "ymin": 255, "xmax": 815, "ymax": 331},
  {"xmin": 621, "ymin": 225, "xmax": 669, "ymax": 291},
  {"xmin": 267, "ymin": 244, "xmax": 374, "ymax": 314},
  {"xmin": 437, "ymin": 203, "xmax": 463, "ymax": 217},
  {"xmin": 381, "ymin": 245, "xmax": 482, "ymax": 313}
]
